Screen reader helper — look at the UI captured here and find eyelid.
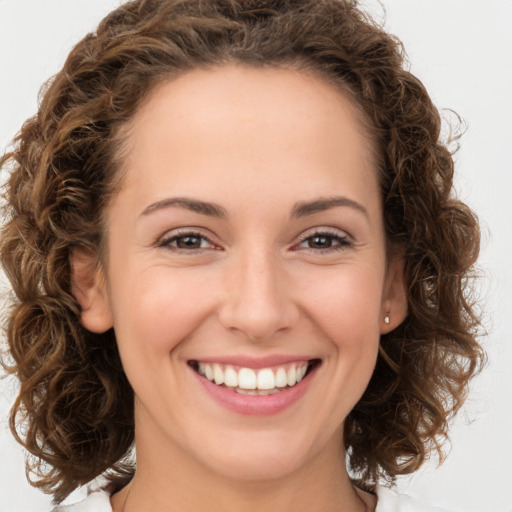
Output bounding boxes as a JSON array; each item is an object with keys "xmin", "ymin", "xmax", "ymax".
[
  {"xmin": 292, "ymin": 226, "xmax": 353, "ymax": 251},
  {"xmin": 157, "ymin": 228, "xmax": 220, "ymax": 251},
  {"xmin": 297, "ymin": 226, "xmax": 351, "ymax": 241},
  {"xmin": 155, "ymin": 226, "xmax": 353, "ymax": 252}
]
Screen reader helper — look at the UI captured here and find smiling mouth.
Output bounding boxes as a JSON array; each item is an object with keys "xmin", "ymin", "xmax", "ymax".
[{"xmin": 189, "ymin": 359, "xmax": 321, "ymax": 395}]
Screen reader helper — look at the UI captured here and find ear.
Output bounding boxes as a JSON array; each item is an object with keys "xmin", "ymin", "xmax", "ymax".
[
  {"xmin": 380, "ymin": 251, "xmax": 408, "ymax": 334},
  {"xmin": 70, "ymin": 248, "xmax": 114, "ymax": 333}
]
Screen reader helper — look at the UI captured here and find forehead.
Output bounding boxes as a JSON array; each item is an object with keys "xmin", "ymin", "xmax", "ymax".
[
  {"xmin": 116, "ymin": 65, "xmax": 379, "ymax": 214},
  {"xmin": 125, "ymin": 65, "xmax": 374, "ymax": 157}
]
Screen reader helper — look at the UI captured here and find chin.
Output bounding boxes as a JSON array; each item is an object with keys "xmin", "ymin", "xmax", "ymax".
[{"xmin": 191, "ymin": 428, "xmax": 324, "ymax": 482}]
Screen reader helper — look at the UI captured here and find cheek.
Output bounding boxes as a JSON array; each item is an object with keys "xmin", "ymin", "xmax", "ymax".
[
  {"xmin": 293, "ymin": 265, "xmax": 385, "ymax": 436},
  {"xmin": 109, "ymin": 267, "xmax": 216, "ymax": 355},
  {"xmin": 300, "ymin": 264, "xmax": 385, "ymax": 343},
  {"xmin": 298, "ymin": 263, "xmax": 384, "ymax": 406}
]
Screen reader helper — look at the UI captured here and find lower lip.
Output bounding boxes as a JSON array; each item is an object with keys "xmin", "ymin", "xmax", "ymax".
[{"xmin": 193, "ymin": 366, "xmax": 317, "ymax": 416}]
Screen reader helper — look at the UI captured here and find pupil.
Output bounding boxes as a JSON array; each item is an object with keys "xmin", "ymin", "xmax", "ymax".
[
  {"xmin": 310, "ymin": 236, "xmax": 331, "ymax": 248},
  {"xmin": 177, "ymin": 236, "xmax": 201, "ymax": 249}
]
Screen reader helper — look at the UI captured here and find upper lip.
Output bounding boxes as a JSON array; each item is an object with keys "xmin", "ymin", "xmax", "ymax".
[{"xmin": 188, "ymin": 354, "xmax": 318, "ymax": 369}]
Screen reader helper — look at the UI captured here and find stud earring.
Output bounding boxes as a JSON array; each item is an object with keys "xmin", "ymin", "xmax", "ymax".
[{"xmin": 384, "ymin": 314, "xmax": 390, "ymax": 325}]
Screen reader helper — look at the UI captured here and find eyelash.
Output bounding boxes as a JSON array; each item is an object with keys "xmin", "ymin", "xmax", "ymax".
[
  {"xmin": 157, "ymin": 228, "xmax": 352, "ymax": 254},
  {"xmin": 158, "ymin": 230, "xmax": 217, "ymax": 252},
  {"xmin": 294, "ymin": 229, "xmax": 352, "ymax": 253}
]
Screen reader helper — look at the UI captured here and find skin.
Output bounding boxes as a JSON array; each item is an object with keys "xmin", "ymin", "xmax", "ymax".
[{"xmin": 72, "ymin": 65, "xmax": 407, "ymax": 512}]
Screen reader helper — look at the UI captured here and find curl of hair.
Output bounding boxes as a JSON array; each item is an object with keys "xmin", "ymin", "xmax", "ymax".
[{"xmin": 0, "ymin": 0, "xmax": 484, "ymax": 502}]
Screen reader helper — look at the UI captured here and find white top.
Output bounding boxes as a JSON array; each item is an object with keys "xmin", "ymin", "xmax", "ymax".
[{"xmin": 53, "ymin": 484, "xmax": 452, "ymax": 512}]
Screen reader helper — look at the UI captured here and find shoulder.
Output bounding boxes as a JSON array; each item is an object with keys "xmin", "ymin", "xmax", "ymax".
[
  {"xmin": 52, "ymin": 487, "xmax": 112, "ymax": 512},
  {"xmin": 375, "ymin": 485, "xmax": 454, "ymax": 512}
]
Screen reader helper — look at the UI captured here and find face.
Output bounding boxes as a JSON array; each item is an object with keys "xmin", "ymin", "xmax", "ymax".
[{"xmin": 74, "ymin": 65, "xmax": 406, "ymax": 483}]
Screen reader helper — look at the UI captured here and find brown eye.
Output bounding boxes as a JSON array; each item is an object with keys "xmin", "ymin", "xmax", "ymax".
[
  {"xmin": 175, "ymin": 235, "xmax": 203, "ymax": 249},
  {"xmin": 297, "ymin": 231, "xmax": 351, "ymax": 252},
  {"xmin": 307, "ymin": 235, "xmax": 335, "ymax": 249},
  {"xmin": 159, "ymin": 232, "xmax": 214, "ymax": 251}
]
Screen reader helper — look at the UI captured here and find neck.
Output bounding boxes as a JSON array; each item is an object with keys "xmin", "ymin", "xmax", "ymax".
[
  {"xmin": 113, "ymin": 449, "xmax": 374, "ymax": 511},
  {"xmin": 115, "ymin": 464, "xmax": 372, "ymax": 512}
]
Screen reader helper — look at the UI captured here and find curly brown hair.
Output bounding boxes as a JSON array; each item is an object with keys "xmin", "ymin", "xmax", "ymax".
[{"xmin": 0, "ymin": 0, "xmax": 483, "ymax": 503}]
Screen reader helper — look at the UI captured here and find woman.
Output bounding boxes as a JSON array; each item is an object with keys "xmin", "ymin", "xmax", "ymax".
[{"xmin": 0, "ymin": 1, "xmax": 483, "ymax": 511}]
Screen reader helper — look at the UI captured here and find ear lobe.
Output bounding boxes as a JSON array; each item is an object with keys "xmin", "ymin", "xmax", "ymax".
[
  {"xmin": 70, "ymin": 249, "xmax": 113, "ymax": 333},
  {"xmin": 380, "ymin": 253, "xmax": 408, "ymax": 334}
]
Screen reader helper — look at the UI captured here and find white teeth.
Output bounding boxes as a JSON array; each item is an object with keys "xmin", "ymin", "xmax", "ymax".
[
  {"xmin": 236, "ymin": 388, "xmax": 280, "ymax": 395},
  {"xmin": 238, "ymin": 368, "xmax": 257, "ymax": 390},
  {"xmin": 236, "ymin": 389, "xmax": 258, "ymax": 395},
  {"xmin": 296, "ymin": 365, "xmax": 307, "ymax": 382},
  {"xmin": 257, "ymin": 369, "xmax": 275, "ymax": 390},
  {"xmin": 286, "ymin": 366, "xmax": 297, "ymax": 386},
  {"xmin": 197, "ymin": 361, "xmax": 312, "ymax": 391},
  {"xmin": 275, "ymin": 367, "xmax": 288, "ymax": 388},
  {"xmin": 213, "ymin": 364, "xmax": 224, "ymax": 385},
  {"xmin": 224, "ymin": 366, "xmax": 238, "ymax": 387}
]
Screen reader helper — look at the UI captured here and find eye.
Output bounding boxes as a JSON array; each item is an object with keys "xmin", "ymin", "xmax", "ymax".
[
  {"xmin": 295, "ymin": 230, "xmax": 352, "ymax": 252},
  {"xmin": 159, "ymin": 230, "xmax": 217, "ymax": 251}
]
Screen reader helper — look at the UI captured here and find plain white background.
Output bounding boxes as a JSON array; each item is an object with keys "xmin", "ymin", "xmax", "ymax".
[{"xmin": 0, "ymin": 1, "xmax": 511, "ymax": 511}]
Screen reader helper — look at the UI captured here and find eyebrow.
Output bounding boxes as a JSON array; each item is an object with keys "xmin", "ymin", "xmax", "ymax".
[
  {"xmin": 291, "ymin": 196, "xmax": 368, "ymax": 218},
  {"xmin": 139, "ymin": 195, "xmax": 367, "ymax": 220},
  {"xmin": 140, "ymin": 197, "xmax": 228, "ymax": 218}
]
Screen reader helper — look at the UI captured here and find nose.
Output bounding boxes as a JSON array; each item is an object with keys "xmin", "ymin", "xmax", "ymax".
[{"xmin": 217, "ymin": 246, "xmax": 300, "ymax": 342}]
